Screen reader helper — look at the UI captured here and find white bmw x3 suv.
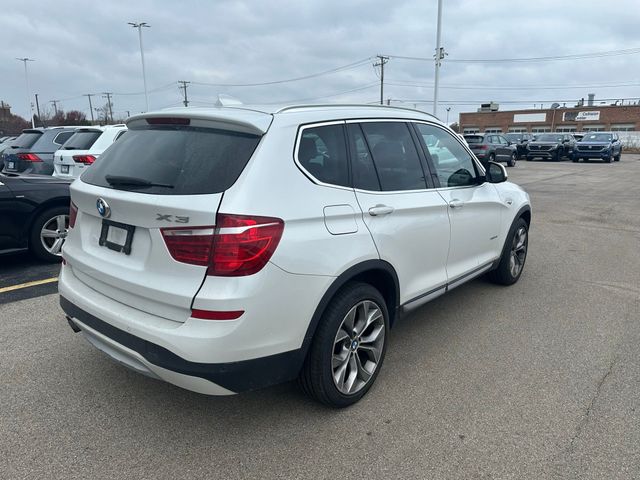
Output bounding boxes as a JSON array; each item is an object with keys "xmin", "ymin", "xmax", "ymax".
[{"xmin": 59, "ymin": 104, "xmax": 531, "ymax": 407}]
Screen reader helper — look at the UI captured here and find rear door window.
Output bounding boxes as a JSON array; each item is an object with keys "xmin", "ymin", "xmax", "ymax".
[
  {"xmin": 297, "ymin": 124, "xmax": 350, "ymax": 187},
  {"xmin": 53, "ymin": 131, "xmax": 75, "ymax": 145},
  {"xmin": 62, "ymin": 130, "xmax": 102, "ymax": 150},
  {"xmin": 81, "ymin": 126, "xmax": 261, "ymax": 195},
  {"xmin": 360, "ymin": 122, "xmax": 426, "ymax": 191},
  {"xmin": 347, "ymin": 124, "xmax": 380, "ymax": 191}
]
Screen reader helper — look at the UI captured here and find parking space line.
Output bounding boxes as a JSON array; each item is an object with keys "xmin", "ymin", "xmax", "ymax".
[{"xmin": 0, "ymin": 277, "xmax": 58, "ymax": 294}]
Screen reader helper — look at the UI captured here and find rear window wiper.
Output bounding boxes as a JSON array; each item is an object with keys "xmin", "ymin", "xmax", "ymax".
[{"xmin": 105, "ymin": 174, "xmax": 174, "ymax": 189}]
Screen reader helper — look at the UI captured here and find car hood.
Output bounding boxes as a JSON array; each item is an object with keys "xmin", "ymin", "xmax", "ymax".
[{"xmin": 578, "ymin": 141, "xmax": 611, "ymax": 146}]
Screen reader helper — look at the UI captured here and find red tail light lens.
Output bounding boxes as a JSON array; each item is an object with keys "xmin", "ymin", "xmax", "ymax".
[
  {"xmin": 17, "ymin": 153, "xmax": 41, "ymax": 162},
  {"xmin": 69, "ymin": 201, "xmax": 78, "ymax": 228},
  {"xmin": 477, "ymin": 145, "xmax": 489, "ymax": 150},
  {"xmin": 73, "ymin": 154, "xmax": 96, "ymax": 164},
  {"xmin": 161, "ymin": 227, "xmax": 215, "ymax": 266},
  {"xmin": 210, "ymin": 214, "xmax": 284, "ymax": 277},
  {"xmin": 160, "ymin": 213, "xmax": 284, "ymax": 277}
]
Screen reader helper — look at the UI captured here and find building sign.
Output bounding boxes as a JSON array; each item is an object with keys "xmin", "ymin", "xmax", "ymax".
[
  {"xmin": 513, "ymin": 113, "xmax": 546, "ymax": 123},
  {"xmin": 563, "ymin": 111, "xmax": 600, "ymax": 122}
]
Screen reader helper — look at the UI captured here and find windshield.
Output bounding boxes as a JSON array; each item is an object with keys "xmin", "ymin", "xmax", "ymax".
[
  {"xmin": 464, "ymin": 135, "xmax": 484, "ymax": 144},
  {"xmin": 63, "ymin": 130, "xmax": 103, "ymax": 150},
  {"xmin": 535, "ymin": 134, "xmax": 563, "ymax": 142},
  {"xmin": 81, "ymin": 125, "xmax": 261, "ymax": 195},
  {"xmin": 582, "ymin": 133, "xmax": 613, "ymax": 142},
  {"xmin": 11, "ymin": 131, "xmax": 42, "ymax": 148}
]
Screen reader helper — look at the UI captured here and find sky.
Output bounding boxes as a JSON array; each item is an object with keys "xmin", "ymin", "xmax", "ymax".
[{"xmin": 2, "ymin": 0, "xmax": 640, "ymax": 125}]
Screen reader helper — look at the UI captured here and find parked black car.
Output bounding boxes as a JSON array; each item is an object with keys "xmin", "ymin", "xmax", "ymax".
[
  {"xmin": 0, "ymin": 173, "xmax": 71, "ymax": 262},
  {"xmin": 1, "ymin": 127, "xmax": 78, "ymax": 175},
  {"xmin": 463, "ymin": 133, "xmax": 518, "ymax": 167},
  {"xmin": 573, "ymin": 132, "xmax": 623, "ymax": 163},
  {"xmin": 526, "ymin": 133, "xmax": 576, "ymax": 161},
  {"xmin": 504, "ymin": 133, "xmax": 535, "ymax": 159}
]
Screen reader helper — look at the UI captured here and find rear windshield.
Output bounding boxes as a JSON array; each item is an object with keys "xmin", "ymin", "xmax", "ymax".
[
  {"xmin": 63, "ymin": 130, "xmax": 102, "ymax": 150},
  {"xmin": 11, "ymin": 132, "xmax": 42, "ymax": 148},
  {"xmin": 464, "ymin": 135, "xmax": 484, "ymax": 144},
  {"xmin": 81, "ymin": 126, "xmax": 261, "ymax": 195}
]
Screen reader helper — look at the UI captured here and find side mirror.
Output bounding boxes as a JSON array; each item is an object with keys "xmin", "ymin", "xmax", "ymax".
[{"xmin": 486, "ymin": 161, "xmax": 508, "ymax": 183}]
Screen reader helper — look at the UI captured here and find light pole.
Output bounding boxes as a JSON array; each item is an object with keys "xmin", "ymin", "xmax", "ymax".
[
  {"xmin": 128, "ymin": 22, "xmax": 150, "ymax": 112},
  {"xmin": 446, "ymin": 107, "xmax": 451, "ymax": 125},
  {"xmin": 16, "ymin": 58, "xmax": 35, "ymax": 127},
  {"xmin": 432, "ymin": 0, "xmax": 446, "ymax": 118}
]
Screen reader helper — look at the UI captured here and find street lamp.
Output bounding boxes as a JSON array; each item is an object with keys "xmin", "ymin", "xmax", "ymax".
[
  {"xmin": 128, "ymin": 22, "xmax": 150, "ymax": 112},
  {"xmin": 446, "ymin": 107, "xmax": 451, "ymax": 125},
  {"xmin": 16, "ymin": 58, "xmax": 35, "ymax": 127},
  {"xmin": 432, "ymin": 0, "xmax": 446, "ymax": 118}
]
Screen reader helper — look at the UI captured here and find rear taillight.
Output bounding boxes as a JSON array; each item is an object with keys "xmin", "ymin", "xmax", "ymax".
[
  {"xmin": 69, "ymin": 201, "xmax": 78, "ymax": 228},
  {"xmin": 73, "ymin": 154, "xmax": 96, "ymax": 164},
  {"xmin": 17, "ymin": 153, "xmax": 41, "ymax": 162},
  {"xmin": 477, "ymin": 145, "xmax": 489, "ymax": 150},
  {"xmin": 160, "ymin": 213, "xmax": 284, "ymax": 277}
]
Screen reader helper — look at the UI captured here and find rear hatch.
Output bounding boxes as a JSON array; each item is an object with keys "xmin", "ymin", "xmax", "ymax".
[
  {"xmin": 54, "ymin": 128, "xmax": 103, "ymax": 178},
  {"xmin": 66, "ymin": 112, "xmax": 270, "ymax": 322},
  {"xmin": 464, "ymin": 135, "xmax": 487, "ymax": 152},
  {"xmin": 2, "ymin": 130, "xmax": 43, "ymax": 172}
]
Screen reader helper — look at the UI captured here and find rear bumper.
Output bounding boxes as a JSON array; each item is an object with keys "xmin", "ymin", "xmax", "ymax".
[{"xmin": 61, "ymin": 296, "xmax": 305, "ymax": 394}]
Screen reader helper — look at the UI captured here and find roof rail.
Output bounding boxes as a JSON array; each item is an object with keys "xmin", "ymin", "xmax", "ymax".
[{"xmin": 274, "ymin": 103, "xmax": 439, "ymax": 119}]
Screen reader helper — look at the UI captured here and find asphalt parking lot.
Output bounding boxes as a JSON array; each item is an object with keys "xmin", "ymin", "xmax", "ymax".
[{"xmin": 2, "ymin": 155, "xmax": 639, "ymax": 479}]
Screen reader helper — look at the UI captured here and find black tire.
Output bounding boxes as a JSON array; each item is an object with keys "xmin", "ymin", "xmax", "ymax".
[
  {"xmin": 29, "ymin": 206, "xmax": 68, "ymax": 263},
  {"xmin": 299, "ymin": 282, "xmax": 389, "ymax": 408},
  {"xmin": 614, "ymin": 152, "xmax": 621, "ymax": 162},
  {"xmin": 605, "ymin": 154, "xmax": 613, "ymax": 163},
  {"xmin": 572, "ymin": 156, "xmax": 579, "ymax": 163},
  {"xmin": 507, "ymin": 152, "xmax": 517, "ymax": 167},
  {"xmin": 488, "ymin": 217, "xmax": 529, "ymax": 286},
  {"xmin": 555, "ymin": 149, "xmax": 563, "ymax": 161}
]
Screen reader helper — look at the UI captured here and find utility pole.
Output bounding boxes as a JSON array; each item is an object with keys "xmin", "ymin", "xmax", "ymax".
[
  {"xmin": 178, "ymin": 80, "xmax": 190, "ymax": 107},
  {"xmin": 84, "ymin": 94, "xmax": 95, "ymax": 124},
  {"xmin": 374, "ymin": 55, "xmax": 389, "ymax": 105},
  {"xmin": 34, "ymin": 94, "xmax": 42, "ymax": 126},
  {"xmin": 102, "ymin": 92, "xmax": 114, "ymax": 123},
  {"xmin": 50, "ymin": 100, "xmax": 59, "ymax": 116},
  {"xmin": 433, "ymin": 0, "xmax": 446, "ymax": 117},
  {"xmin": 16, "ymin": 58, "xmax": 35, "ymax": 127},
  {"xmin": 128, "ymin": 22, "xmax": 151, "ymax": 111}
]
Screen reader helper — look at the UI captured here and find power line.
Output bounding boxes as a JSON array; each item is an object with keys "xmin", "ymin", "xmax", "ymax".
[
  {"xmin": 384, "ymin": 47, "xmax": 640, "ymax": 64},
  {"xmin": 385, "ymin": 81, "xmax": 640, "ymax": 90},
  {"xmin": 191, "ymin": 58, "xmax": 373, "ymax": 87},
  {"xmin": 265, "ymin": 82, "xmax": 380, "ymax": 105}
]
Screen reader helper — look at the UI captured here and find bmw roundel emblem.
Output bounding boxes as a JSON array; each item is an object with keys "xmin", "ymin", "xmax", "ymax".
[{"xmin": 96, "ymin": 198, "xmax": 111, "ymax": 218}]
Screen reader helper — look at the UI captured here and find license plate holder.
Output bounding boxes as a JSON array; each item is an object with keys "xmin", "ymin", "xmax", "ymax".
[
  {"xmin": 61, "ymin": 165, "xmax": 69, "ymax": 174},
  {"xmin": 8, "ymin": 161, "xmax": 15, "ymax": 169},
  {"xmin": 99, "ymin": 219, "xmax": 135, "ymax": 255}
]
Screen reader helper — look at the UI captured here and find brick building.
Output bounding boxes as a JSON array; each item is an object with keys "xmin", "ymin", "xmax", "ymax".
[{"xmin": 459, "ymin": 103, "xmax": 640, "ymax": 135}]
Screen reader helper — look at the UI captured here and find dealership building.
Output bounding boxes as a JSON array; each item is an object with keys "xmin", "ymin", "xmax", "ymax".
[{"xmin": 459, "ymin": 100, "xmax": 640, "ymax": 135}]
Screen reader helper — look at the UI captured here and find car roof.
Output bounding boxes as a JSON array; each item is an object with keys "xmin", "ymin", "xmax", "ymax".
[{"xmin": 127, "ymin": 104, "xmax": 442, "ymax": 135}]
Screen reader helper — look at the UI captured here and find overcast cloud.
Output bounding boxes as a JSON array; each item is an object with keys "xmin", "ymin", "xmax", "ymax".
[{"xmin": 2, "ymin": 0, "xmax": 640, "ymax": 123}]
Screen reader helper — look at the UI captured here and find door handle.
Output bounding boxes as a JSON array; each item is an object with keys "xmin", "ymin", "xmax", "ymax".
[
  {"xmin": 448, "ymin": 199, "xmax": 464, "ymax": 209},
  {"xmin": 368, "ymin": 204, "xmax": 394, "ymax": 216}
]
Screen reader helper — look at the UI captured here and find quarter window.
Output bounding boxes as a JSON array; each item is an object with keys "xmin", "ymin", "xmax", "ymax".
[
  {"xmin": 415, "ymin": 123, "xmax": 478, "ymax": 188},
  {"xmin": 53, "ymin": 131, "xmax": 75, "ymax": 145},
  {"xmin": 297, "ymin": 124, "xmax": 349, "ymax": 187},
  {"xmin": 360, "ymin": 122, "xmax": 426, "ymax": 191}
]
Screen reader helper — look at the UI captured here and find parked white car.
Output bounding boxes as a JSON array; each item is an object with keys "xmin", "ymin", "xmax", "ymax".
[
  {"xmin": 53, "ymin": 125, "xmax": 127, "ymax": 179},
  {"xmin": 59, "ymin": 104, "xmax": 531, "ymax": 407}
]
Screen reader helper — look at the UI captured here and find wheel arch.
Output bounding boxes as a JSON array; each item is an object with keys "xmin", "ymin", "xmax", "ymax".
[{"xmin": 300, "ymin": 260, "xmax": 400, "ymax": 359}]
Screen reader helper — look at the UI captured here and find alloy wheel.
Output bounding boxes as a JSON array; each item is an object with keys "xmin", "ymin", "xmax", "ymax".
[
  {"xmin": 332, "ymin": 300, "xmax": 385, "ymax": 395},
  {"xmin": 509, "ymin": 226, "xmax": 527, "ymax": 278},
  {"xmin": 40, "ymin": 214, "xmax": 69, "ymax": 256}
]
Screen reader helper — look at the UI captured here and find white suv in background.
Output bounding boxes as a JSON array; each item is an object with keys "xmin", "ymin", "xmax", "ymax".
[
  {"xmin": 59, "ymin": 104, "xmax": 531, "ymax": 407},
  {"xmin": 53, "ymin": 125, "xmax": 127, "ymax": 179}
]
